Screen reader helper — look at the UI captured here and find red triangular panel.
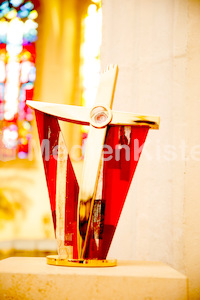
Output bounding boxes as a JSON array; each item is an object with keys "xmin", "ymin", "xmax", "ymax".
[
  {"xmin": 85, "ymin": 125, "xmax": 149, "ymax": 259},
  {"xmin": 35, "ymin": 111, "xmax": 149, "ymax": 260},
  {"xmin": 35, "ymin": 111, "xmax": 79, "ymax": 258}
]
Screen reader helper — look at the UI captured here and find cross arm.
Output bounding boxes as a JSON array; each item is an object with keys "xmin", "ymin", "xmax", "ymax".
[
  {"xmin": 27, "ymin": 100, "xmax": 160, "ymax": 129},
  {"xmin": 111, "ymin": 111, "xmax": 160, "ymax": 129},
  {"xmin": 26, "ymin": 100, "xmax": 90, "ymax": 125}
]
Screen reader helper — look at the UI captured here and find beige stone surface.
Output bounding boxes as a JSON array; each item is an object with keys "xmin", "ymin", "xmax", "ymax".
[
  {"xmin": 0, "ymin": 257, "xmax": 188, "ymax": 300},
  {"xmin": 101, "ymin": 0, "xmax": 200, "ymax": 299}
]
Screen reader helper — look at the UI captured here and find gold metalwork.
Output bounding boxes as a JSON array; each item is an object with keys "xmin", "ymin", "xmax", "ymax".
[
  {"xmin": 77, "ymin": 65, "xmax": 119, "ymax": 258},
  {"xmin": 27, "ymin": 64, "xmax": 160, "ymax": 264},
  {"xmin": 47, "ymin": 255, "xmax": 117, "ymax": 267},
  {"xmin": 90, "ymin": 105, "xmax": 113, "ymax": 128},
  {"xmin": 111, "ymin": 111, "xmax": 160, "ymax": 129},
  {"xmin": 27, "ymin": 102, "xmax": 160, "ymax": 129},
  {"xmin": 26, "ymin": 101, "xmax": 91, "ymax": 125}
]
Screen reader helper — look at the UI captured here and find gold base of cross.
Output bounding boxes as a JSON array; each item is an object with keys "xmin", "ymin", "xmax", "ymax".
[{"xmin": 46, "ymin": 255, "xmax": 117, "ymax": 267}]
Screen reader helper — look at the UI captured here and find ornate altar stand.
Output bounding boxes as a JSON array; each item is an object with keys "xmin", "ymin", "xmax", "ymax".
[{"xmin": 0, "ymin": 257, "xmax": 188, "ymax": 299}]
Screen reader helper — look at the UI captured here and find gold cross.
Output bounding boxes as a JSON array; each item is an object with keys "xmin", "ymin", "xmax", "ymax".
[{"xmin": 27, "ymin": 64, "xmax": 159, "ymax": 259}]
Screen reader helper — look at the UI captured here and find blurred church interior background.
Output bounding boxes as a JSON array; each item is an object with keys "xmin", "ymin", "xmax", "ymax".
[{"xmin": 0, "ymin": 0, "xmax": 102, "ymax": 258}]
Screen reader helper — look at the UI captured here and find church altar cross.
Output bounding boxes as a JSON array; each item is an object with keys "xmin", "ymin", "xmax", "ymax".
[{"xmin": 27, "ymin": 64, "xmax": 159, "ymax": 267}]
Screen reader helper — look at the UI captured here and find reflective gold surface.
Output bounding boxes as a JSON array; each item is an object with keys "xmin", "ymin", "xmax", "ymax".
[
  {"xmin": 111, "ymin": 111, "xmax": 160, "ymax": 129},
  {"xmin": 77, "ymin": 125, "xmax": 107, "ymax": 257},
  {"xmin": 77, "ymin": 65, "xmax": 119, "ymax": 258},
  {"xmin": 27, "ymin": 101, "xmax": 160, "ymax": 129},
  {"xmin": 26, "ymin": 101, "xmax": 90, "ymax": 125},
  {"xmin": 47, "ymin": 255, "xmax": 117, "ymax": 267}
]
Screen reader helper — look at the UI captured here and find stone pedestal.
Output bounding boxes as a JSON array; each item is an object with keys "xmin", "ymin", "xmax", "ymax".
[{"xmin": 0, "ymin": 257, "xmax": 188, "ymax": 300}]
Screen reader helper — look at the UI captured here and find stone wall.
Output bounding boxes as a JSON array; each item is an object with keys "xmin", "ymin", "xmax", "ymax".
[{"xmin": 101, "ymin": 0, "xmax": 200, "ymax": 299}]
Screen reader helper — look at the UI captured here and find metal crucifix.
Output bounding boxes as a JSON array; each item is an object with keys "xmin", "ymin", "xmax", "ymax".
[{"xmin": 27, "ymin": 65, "xmax": 159, "ymax": 267}]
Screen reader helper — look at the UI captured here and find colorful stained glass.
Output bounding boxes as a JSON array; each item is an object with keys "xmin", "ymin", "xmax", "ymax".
[{"xmin": 0, "ymin": 0, "xmax": 38, "ymax": 160}]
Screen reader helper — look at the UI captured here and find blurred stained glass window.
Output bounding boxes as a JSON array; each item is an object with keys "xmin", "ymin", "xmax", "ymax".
[{"xmin": 0, "ymin": 0, "xmax": 38, "ymax": 161}]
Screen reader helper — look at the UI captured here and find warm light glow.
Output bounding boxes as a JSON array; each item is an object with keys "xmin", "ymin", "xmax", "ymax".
[
  {"xmin": 80, "ymin": 2, "xmax": 102, "ymax": 134},
  {"xmin": 24, "ymin": 19, "xmax": 38, "ymax": 30},
  {"xmin": 91, "ymin": 0, "xmax": 101, "ymax": 3},
  {"xmin": 2, "ymin": 127, "xmax": 18, "ymax": 148},
  {"xmin": 20, "ymin": 61, "xmax": 35, "ymax": 83},
  {"xmin": 81, "ymin": 4, "xmax": 102, "ymax": 108},
  {"xmin": 5, "ymin": 8, "xmax": 17, "ymax": 19},
  {"xmin": 7, "ymin": 18, "xmax": 24, "ymax": 45},
  {"xmin": 0, "ymin": 61, "xmax": 6, "ymax": 82},
  {"xmin": 28, "ymin": 9, "xmax": 38, "ymax": 20}
]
